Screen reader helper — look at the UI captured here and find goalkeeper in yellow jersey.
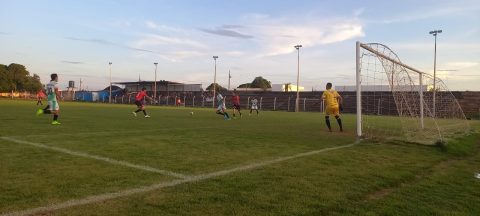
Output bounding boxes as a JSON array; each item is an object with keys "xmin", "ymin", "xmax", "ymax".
[{"xmin": 322, "ymin": 82, "xmax": 343, "ymax": 132}]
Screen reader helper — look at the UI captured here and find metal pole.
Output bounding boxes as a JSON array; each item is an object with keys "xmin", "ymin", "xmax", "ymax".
[
  {"xmin": 213, "ymin": 56, "xmax": 218, "ymax": 108},
  {"xmin": 294, "ymin": 45, "xmax": 302, "ymax": 112},
  {"xmin": 154, "ymin": 62, "xmax": 158, "ymax": 103},
  {"xmin": 430, "ymin": 29, "xmax": 441, "ymax": 118},
  {"xmin": 356, "ymin": 41, "xmax": 362, "ymax": 137},
  {"xmin": 228, "ymin": 70, "xmax": 231, "ymax": 91},
  {"xmin": 109, "ymin": 62, "xmax": 112, "ymax": 103},
  {"xmin": 419, "ymin": 73, "xmax": 424, "ymax": 129},
  {"xmin": 433, "ymin": 34, "xmax": 437, "ymax": 118},
  {"xmin": 303, "ymin": 98, "xmax": 306, "ymax": 111},
  {"xmin": 273, "ymin": 97, "xmax": 276, "ymax": 111}
]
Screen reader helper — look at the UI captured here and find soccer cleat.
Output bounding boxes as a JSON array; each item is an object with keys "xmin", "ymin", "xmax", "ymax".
[
  {"xmin": 132, "ymin": 112, "xmax": 137, "ymax": 117},
  {"xmin": 144, "ymin": 115, "xmax": 151, "ymax": 118},
  {"xmin": 51, "ymin": 121, "xmax": 61, "ymax": 125},
  {"xmin": 36, "ymin": 109, "xmax": 44, "ymax": 116}
]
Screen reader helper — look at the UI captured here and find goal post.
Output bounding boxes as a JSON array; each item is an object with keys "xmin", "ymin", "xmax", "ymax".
[{"xmin": 356, "ymin": 41, "xmax": 469, "ymax": 144}]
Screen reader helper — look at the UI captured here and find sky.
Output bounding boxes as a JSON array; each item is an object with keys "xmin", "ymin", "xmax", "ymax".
[{"xmin": 1, "ymin": 0, "xmax": 479, "ymax": 91}]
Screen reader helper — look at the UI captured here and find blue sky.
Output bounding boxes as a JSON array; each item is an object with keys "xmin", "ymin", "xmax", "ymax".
[{"xmin": 1, "ymin": 0, "xmax": 479, "ymax": 90}]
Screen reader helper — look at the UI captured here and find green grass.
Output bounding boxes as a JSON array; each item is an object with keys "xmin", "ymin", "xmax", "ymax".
[{"xmin": 1, "ymin": 99, "xmax": 479, "ymax": 215}]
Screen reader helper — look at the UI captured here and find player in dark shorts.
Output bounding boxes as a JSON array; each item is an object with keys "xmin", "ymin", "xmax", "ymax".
[
  {"xmin": 132, "ymin": 87, "xmax": 153, "ymax": 118},
  {"xmin": 231, "ymin": 89, "xmax": 242, "ymax": 119}
]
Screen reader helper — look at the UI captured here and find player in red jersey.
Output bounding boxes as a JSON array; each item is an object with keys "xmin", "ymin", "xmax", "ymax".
[
  {"xmin": 132, "ymin": 87, "xmax": 153, "ymax": 118},
  {"xmin": 231, "ymin": 89, "xmax": 242, "ymax": 119}
]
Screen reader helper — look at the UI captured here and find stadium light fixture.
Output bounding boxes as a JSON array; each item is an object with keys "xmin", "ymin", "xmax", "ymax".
[
  {"xmin": 154, "ymin": 62, "xmax": 158, "ymax": 103},
  {"xmin": 429, "ymin": 29, "xmax": 442, "ymax": 118},
  {"xmin": 294, "ymin": 45, "xmax": 302, "ymax": 112},
  {"xmin": 212, "ymin": 56, "xmax": 219, "ymax": 108},
  {"xmin": 109, "ymin": 62, "xmax": 112, "ymax": 103}
]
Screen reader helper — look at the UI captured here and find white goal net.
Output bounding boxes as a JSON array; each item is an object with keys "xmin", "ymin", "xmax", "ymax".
[{"xmin": 356, "ymin": 42, "xmax": 470, "ymax": 144}]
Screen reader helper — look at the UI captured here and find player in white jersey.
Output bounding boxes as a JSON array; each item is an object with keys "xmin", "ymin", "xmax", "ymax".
[
  {"xmin": 36, "ymin": 73, "xmax": 61, "ymax": 125},
  {"xmin": 249, "ymin": 97, "xmax": 259, "ymax": 116},
  {"xmin": 215, "ymin": 91, "xmax": 230, "ymax": 120}
]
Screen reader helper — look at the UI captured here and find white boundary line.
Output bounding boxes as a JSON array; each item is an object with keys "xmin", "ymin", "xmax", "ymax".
[
  {"xmin": 0, "ymin": 137, "xmax": 189, "ymax": 179},
  {"xmin": 0, "ymin": 142, "xmax": 357, "ymax": 216},
  {"xmin": 10, "ymin": 126, "xmax": 217, "ymax": 138}
]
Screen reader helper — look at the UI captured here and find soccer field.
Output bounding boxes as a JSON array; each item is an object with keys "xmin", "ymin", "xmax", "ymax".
[{"xmin": 1, "ymin": 100, "xmax": 479, "ymax": 215}]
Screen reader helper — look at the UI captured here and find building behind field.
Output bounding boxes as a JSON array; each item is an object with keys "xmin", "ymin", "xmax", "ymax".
[{"xmin": 114, "ymin": 81, "xmax": 203, "ymax": 93}]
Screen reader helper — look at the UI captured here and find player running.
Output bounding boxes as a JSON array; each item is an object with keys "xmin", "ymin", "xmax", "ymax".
[
  {"xmin": 132, "ymin": 87, "xmax": 153, "ymax": 118},
  {"xmin": 36, "ymin": 73, "xmax": 61, "ymax": 125},
  {"xmin": 249, "ymin": 97, "xmax": 259, "ymax": 116},
  {"xmin": 231, "ymin": 89, "xmax": 242, "ymax": 119},
  {"xmin": 215, "ymin": 91, "xmax": 230, "ymax": 120},
  {"xmin": 322, "ymin": 82, "xmax": 343, "ymax": 132}
]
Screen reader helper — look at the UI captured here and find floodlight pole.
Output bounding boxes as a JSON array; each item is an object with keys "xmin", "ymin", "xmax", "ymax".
[
  {"xmin": 294, "ymin": 44, "xmax": 302, "ymax": 112},
  {"xmin": 228, "ymin": 70, "xmax": 231, "ymax": 91},
  {"xmin": 109, "ymin": 62, "xmax": 112, "ymax": 103},
  {"xmin": 154, "ymin": 62, "xmax": 158, "ymax": 102},
  {"xmin": 429, "ymin": 29, "xmax": 442, "ymax": 118},
  {"xmin": 213, "ymin": 56, "xmax": 218, "ymax": 108}
]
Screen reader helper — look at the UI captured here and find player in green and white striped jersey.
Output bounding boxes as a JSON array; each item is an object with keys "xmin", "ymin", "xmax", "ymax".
[{"xmin": 36, "ymin": 73, "xmax": 61, "ymax": 125}]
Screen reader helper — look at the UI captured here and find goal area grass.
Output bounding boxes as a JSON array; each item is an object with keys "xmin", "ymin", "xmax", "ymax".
[{"xmin": 1, "ymin": 99, "xmax": 479, "ymax": 215}]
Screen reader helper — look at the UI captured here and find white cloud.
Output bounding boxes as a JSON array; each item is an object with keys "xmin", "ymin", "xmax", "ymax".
[
  {"xmin": 371, "ymin": 5, "xmax": 480, "ymax": 24},
  {"xmin": 146, "ymin": 21, "xmax": 157, "ymax": 29},
  {"xmin": 145, "ymin": 20, "xmax": 184, "ymax": 32},
  {"xmin": 133, "ymin": 33, "xmax": 207, "ymax": 49},
  {"xmin": 248, "ymin": 18, "xmax": 364, "ymax": 56},
  {"xmin": 442, "ymin": 61, "xmax": 479, "ymax": 69}
]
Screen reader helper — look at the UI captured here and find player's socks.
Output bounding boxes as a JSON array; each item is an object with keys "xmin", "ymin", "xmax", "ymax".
[
  {"xmin": 53, "ymin": 114, "xmax": 58, "ymax": 121},
  {"xmin": 44, "ymin": 110, "xmax": 52, "ymax": 114},
  {"xmin": 143, "ymin": 110, "xmax": 147, "ymax": 116},
  {"xmin": 335, "ymin": 116, "xmax": 343, "ymax": 132},
  {"xmin": 224, "ymin": 112, "xmax": 230, "ymax": 119},
  {"xmin": 256, "ymin": 110, "xmax": 259, "ymax": 115},
  {"xmin": 135, "ymin": 109, "xmax": 142, "ymax": 113},
  {"xmin": 325, "ymin": 116, "xmax": 332, "ymax": 132}
]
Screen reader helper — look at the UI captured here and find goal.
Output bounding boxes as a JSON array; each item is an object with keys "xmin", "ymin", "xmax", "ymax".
[{"xmin": 356, "ymin": 42, "xmax": 469, "ymax": 144}]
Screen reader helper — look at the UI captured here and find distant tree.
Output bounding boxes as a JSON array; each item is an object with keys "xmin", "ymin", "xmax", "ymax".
[
  {"xmin": 237, "ymin": 77, "xmax": 272, "ymax": 90},
  {"xmin": 206, "ymin": 83, "xmax": 227, "ymax": 92},
  {"xmin": 0, "ymin": 63, "xmax": 43, "ymax": 92},
  {"xmin": 0, "ymin": 64, "xmax": 9, "ymax": 92},
  {"xmin": 237, "ymin": 83, "xmax": 251, "ymax": 88},
  {"xmin": 251, "ymin": 76, "xmax": 271, "ymax": 89}
]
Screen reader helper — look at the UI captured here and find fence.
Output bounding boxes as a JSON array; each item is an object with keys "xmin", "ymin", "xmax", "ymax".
[{"xmin": 107, "ymin": 94, "xmax": 326, "ymax": 113}]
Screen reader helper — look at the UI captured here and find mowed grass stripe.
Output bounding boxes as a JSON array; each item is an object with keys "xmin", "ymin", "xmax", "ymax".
[
  {"xmin": 0, "ymin": 137, "xmax": 189, "ymax": 179},
  {"xmin": 1, "ymin": 143, "xmax": 356, "ymax": 216}
]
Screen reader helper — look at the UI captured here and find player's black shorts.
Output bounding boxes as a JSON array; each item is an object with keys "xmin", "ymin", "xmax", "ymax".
[
  {"xmin": 233, "ymin": 104, "xmax": 241, "ymax": 110},
  {"xmin": 135, "ymin": 100, "xmax": 144, "ymax": 108}
]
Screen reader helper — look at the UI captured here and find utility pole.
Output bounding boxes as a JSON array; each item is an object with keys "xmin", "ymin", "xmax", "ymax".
[
  {"xmin": 109, "ymin": 62, "xmax": 112, "ymax": 103},
  {"xmin": 429, "ymin": 29, "xmax": 442, "ymax": 118},
  {"xmin": 228, "ymin": 70, "xmax": 231, "ymax": 91},
  {"xmin": 294, "ymin": 44, "xmax": 302, "ymax": 112},
  {"xmin": 212, "ymin": 56, "xmax": 218, "ymax": 108}
]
